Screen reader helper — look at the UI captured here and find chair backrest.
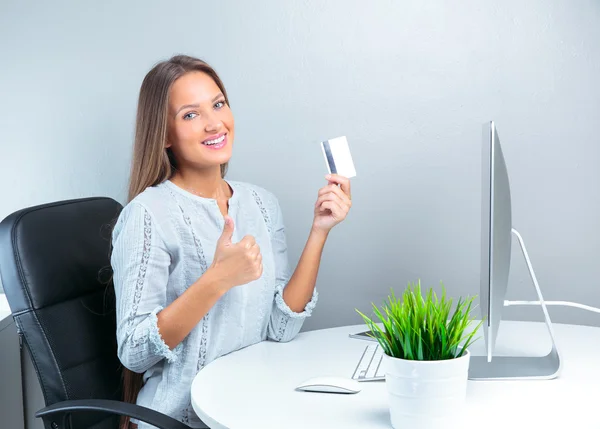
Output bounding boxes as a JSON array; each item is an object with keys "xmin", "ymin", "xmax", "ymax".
[{"xmin": 0, "ymin": 197, "xmax": 124, "ymax": 429}]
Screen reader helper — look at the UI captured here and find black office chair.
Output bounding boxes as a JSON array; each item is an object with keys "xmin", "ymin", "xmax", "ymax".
[{"xmin": 0, "ymin": 197, "xmax": 191, "ymax": 429}]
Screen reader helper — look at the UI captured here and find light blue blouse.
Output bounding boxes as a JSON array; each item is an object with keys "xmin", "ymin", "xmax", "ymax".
[{"xmin": 110, "ymin": 180, "xmax": 318, "ymax": 428}]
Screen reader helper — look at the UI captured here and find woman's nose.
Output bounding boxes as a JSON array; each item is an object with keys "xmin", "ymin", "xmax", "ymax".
[{"xmin": 205, "ymin": 115, "xmax": 222, "ymax": 133}]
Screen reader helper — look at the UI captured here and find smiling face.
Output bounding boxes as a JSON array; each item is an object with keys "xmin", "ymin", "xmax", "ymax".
[{"xmin": 166, "ymin": 71, "xmax": 234, "ymax": 173}]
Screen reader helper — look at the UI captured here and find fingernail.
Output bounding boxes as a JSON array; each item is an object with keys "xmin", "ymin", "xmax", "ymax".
[{"xmin": 325, "ymin": 174, "xmax": 331, "ymax": 179}]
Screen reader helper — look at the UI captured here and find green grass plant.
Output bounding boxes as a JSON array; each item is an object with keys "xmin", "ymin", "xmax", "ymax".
[{"xmin": 356, "ymin": 280, "xmax": 483, "ymax": 361}]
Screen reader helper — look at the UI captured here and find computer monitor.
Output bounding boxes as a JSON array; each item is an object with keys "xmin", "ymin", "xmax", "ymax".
[
  {"xmin": 468, "ymin": 121, "xmax": 561, "ymax": 380},
  {"xmin": 479, "ymin": 121, "xmax": 512, "ymax": 362},
  {"xmin": 350, "ymin": 121, "xmax": 560, "ymax": 380}
]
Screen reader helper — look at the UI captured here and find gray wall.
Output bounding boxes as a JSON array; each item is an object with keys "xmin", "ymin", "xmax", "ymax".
[{"xmin": 1, "ymin": 0, "xmax": 599, "ymax": 331}]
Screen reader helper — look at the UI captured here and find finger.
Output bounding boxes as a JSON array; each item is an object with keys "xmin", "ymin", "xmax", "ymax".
[
  {"xmin": 240, "ymin": 235, "xmax": 256, "ymax": 249},
  {"xmin": 318, "ymin": 183, "xmax": 339, "ymax": 197},
  {"xmin": 314, "ymin": 193, "xmax": 331, "ymax": 208},
  {"xmin": 315, "ymin": 193, "xmax": 338, "ymax": 208},
  {"xmin": 320, "ymin": 200, "xmax": 345, "ymax": 217},
  {"xmin": 325, "ymin": 174, "xmax": 351, "ymax": 199},
  {"xmin": 319, "ymin": 201, "xmax": 341, "ymax": 219},
  {"xmin": 256, "ymin": 264, "xmax": 263, "ymax": 279},
  {"xmin": 318, "ymin": 183, "xmax": 351, "ymax": 205},
  {"xmin": 217, "ymin": 216, "xmax": 235, "ymax": 246},
  {"xmin": 315, "ymin": 192, "xmax": 350, "ymax": 211}
]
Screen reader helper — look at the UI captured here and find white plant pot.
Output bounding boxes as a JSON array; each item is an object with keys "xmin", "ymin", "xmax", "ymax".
[{"xmin": 383, "ymin": 349, "xmax": 470, "ymax": 429}]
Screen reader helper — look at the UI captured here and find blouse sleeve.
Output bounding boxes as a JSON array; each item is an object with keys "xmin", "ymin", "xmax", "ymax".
[
  {"xmin": 265, "ymin": 193, "xmax": 318, "ymax": 342},
  {"xmin": 111, "ymin": 202, "xmax": 183, "ymax": 373}
]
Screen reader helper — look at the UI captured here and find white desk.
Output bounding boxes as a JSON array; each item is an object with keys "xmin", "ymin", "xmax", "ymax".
[{"xmin": 191, "ymin": 321, "xmax": 600, "ymax": 429}]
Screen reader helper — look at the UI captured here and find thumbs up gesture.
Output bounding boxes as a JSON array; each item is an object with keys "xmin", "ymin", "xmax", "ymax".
[{"xmin": 209, "ymin": 216, "xmax": 263, "ymax": 290}]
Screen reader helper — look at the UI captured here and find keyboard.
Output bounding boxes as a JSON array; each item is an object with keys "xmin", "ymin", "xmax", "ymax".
[{"xmin": 351, "ymin": 343, "xmax": 385, "ymax": 381}]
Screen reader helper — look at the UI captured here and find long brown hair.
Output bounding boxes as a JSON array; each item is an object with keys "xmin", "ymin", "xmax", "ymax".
[{"xmin": 120, "ymin": 54, "xmax": 230, "ymax": 429}]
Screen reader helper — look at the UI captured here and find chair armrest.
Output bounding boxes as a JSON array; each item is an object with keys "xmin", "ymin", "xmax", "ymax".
[{"xmin": 35, "ymin": 399, "xmax": 193, "ymax": 429}]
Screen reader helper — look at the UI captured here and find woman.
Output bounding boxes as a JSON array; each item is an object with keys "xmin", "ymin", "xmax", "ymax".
[{"xmin": 111, "ymin": 54, "xmax": 352, "ymax": 429}]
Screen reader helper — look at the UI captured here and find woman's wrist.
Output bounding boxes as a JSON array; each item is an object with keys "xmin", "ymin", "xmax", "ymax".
[
  {"xmin": 307, "ymin": 226, "xmax": 330, "ymax": 252},
  {"xmin": 196, "ymin": 265, "xmax": 230, "ymax": 297},
  {"xmin": 309, "ymin": 224, "xmax": 330, "ymax": 242}
]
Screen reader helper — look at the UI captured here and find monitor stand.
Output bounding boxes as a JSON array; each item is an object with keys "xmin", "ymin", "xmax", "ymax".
[{"xmin": 468, "ymin": 228, "xmax": 562, "ymax": 381}]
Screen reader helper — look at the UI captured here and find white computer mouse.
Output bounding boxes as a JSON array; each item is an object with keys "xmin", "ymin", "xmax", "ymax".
[{"xmin": 295, "ymin": 376, "xmax": 362, "ymax": 394}]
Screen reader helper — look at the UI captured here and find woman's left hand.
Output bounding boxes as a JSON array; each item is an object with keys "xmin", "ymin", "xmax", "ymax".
[{"xmin": 312, "ymin": 174, "xmax": 352, "ymax": 233}]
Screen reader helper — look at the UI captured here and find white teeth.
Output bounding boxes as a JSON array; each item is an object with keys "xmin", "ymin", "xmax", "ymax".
[{"xmin": 203, "ymin": 135, "xmax": 225, "ymax": 145}]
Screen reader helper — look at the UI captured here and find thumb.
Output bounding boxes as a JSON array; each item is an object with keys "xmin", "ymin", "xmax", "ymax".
[{"xmin": 217, "ymin": 215, "xmax": 234, "ymax": 247}]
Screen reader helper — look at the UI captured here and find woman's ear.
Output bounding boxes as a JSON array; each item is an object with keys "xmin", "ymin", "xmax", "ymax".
[{"xmin": 165, "ymin": 140, "xmax": 172, "ymax": 149}]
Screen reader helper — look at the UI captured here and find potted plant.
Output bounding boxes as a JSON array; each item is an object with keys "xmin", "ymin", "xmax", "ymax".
[{"xmin": 357, "ymin": 280, "xmax": 482, "ymax": 429}]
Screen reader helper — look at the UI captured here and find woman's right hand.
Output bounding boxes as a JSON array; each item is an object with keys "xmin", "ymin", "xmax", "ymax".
[
  {"xmin": 208, "ymin": 215, "xmax": 263, "ymax": 291},
  {"xmin": 152, "ymin": 215, "xmax": 260, "ymax": 351}
]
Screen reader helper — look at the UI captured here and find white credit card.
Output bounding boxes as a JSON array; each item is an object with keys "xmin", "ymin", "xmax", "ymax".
[{"xmin": 320, "ymin": 136, "xmax": 356, "ymax": 178}]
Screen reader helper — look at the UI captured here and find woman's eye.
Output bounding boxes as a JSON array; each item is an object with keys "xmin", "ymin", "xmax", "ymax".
[
  {"xmin": 214, "ymin": 100, "xmax": 226, "ymax": 109},
  {"xmin": 183, "ymin": 112, "xmax": 198, "ymax": 120}
]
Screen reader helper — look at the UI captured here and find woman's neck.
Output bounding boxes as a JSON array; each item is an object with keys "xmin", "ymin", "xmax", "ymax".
[{"xmin": 170, "ymin": 167, "xmax": 231, "ymax": 200}]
